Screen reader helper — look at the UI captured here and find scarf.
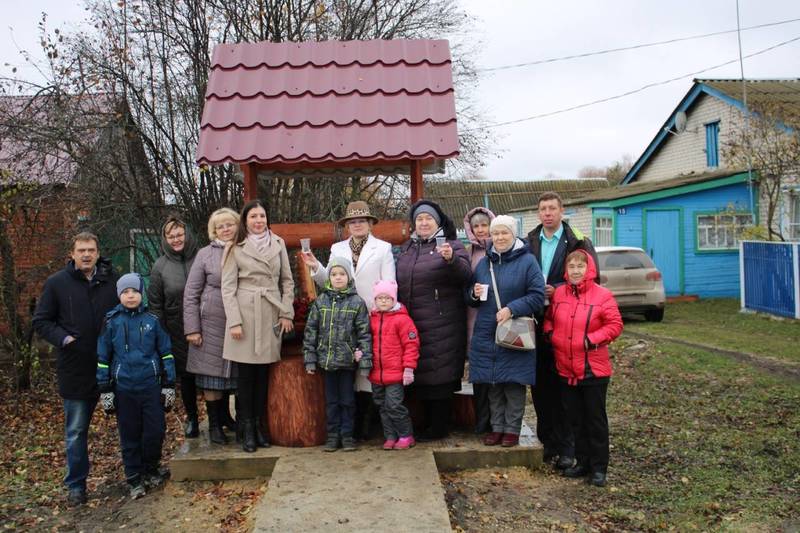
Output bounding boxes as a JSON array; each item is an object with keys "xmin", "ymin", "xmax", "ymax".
[
  {"xmin": 248, "ymin": 230, "xmax": 271, "ymax": 255},
  {"xmin": 349, "ymin": 235, "xmax": 367, "ymax": 270}
]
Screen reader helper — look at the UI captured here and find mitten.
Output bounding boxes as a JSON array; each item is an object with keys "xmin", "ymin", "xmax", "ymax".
[
  {"xmin": 402, "ymin": 368, "xmax": 414, "ymax": 386},
  {"xmin": 305, "ymin": 363, "xmax": 316, "ymax": 375},
  {"xmin": 161, "ymin": 387, "xmax": 176, "ymax": 412},
  {"xmin": 100, "ymin": 392, "xmax": 116, "ymax": 415},
  {"xmin": 353, "ymin": 349, "xmax": 363, "ymax": 362}
]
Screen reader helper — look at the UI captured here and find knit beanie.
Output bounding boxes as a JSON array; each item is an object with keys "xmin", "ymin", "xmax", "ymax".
[
  {"xmin": 372, "ymin": 279, "xmax": 398, "ymax": 303},
  {"xmin": 412, "ymin": 204, "xmax": 442, "ymax": 226},
  {"xmin": 490, "ymin": 215, "xmax": 518, "ymax": 238},
  {"xmin": 117, "ymin": 273, "xmax": 144, "ymax": 297},
  {"xmin": 327, "ymin": 255, "xmax": 354, "ymax": 281}
]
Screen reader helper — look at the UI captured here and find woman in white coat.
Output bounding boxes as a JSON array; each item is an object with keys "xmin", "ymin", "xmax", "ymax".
[{"xmin": 301, "ymin": 200, "xmax": 395, "ymax": 438}]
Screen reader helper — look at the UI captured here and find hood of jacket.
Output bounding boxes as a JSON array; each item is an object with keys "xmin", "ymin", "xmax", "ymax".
[
  {"xmin": 408, "ymin": 199, "xmax": 458, "ymax": 241},
  {"xmin": 160, "ymin": 217, "xmax": 198, "ymax": 261},
  {"xmin": 463, "ymin": 206, "xmax": 496, "ymax": 246},
  {"xmin": 369, "ymin": 302, "xmax": 409, "ymax": 318},
  {"xmin": 488, "ymin": 238, "xmax": 528, "ymax": 263},
  {"xmin": 323, "ymin": 280, "xmax": 358, "ymax": 297},
  {"xmin": 563, "ymin": 249, "xmax": 598, "ymax": 294}
]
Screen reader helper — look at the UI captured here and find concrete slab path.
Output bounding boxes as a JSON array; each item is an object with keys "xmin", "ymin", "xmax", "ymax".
[{"xmin": 253, "ymin": 447, "xmax": 452, "ymax": 532}]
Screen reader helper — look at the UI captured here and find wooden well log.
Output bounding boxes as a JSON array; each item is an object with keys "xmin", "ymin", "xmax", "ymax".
[
  {"xmin": 271, "ymin": 219, "xmax": 409, "ymax": 249},
  {"xmin": 266, "ymin": 340, "xmax": 326, "ymax": 447}
]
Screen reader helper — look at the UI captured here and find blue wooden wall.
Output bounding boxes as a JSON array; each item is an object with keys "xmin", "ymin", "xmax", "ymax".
[{"xmin": 600, "ymin": 182, "xmax": 753, "ymax": 297}]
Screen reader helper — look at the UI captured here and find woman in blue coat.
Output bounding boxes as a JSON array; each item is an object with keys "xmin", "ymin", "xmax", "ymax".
[{"xmin": 468, "ymin": 215, "xmax": 544, "ymax": 447}]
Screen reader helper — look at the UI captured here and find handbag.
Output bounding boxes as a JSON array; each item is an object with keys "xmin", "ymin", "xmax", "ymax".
[{"xmin": 489, "ymin": 261, "xmax": 536, "ymax": 351}]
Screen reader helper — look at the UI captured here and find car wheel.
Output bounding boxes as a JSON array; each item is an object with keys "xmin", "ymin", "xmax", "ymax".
[{"xmin": 645, "ymin": 309, "xmax": 664, "ymax": 322}]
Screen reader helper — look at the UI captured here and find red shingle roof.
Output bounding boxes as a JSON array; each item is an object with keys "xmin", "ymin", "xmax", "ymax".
[{"xmin": 196, "ymin": 39, "xmax": 458, "ymax": 168}]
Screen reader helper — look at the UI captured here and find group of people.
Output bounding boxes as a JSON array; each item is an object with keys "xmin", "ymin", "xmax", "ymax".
[{"xmin": 32, "ymin": 191, "xmax": 623, "ymax": 507}]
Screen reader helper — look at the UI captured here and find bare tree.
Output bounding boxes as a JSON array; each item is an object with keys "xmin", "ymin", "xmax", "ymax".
[{"xmin": 724, "ymin": 102, "xmax": 800, "ymax": 241}]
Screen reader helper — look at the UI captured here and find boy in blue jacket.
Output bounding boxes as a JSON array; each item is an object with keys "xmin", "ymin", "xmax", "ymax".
[{"xmin": 96, "ymin": 273, "xmax": 176, "ymax": 499}]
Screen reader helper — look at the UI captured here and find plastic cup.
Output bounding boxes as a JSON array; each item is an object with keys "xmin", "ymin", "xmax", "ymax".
[
  {"xmin": 300, "ymin": 238, "xmax": 311, "ymax": 253},
  {"xmin": 479, "ymin": 284, "xmax": 489, "ymax": 301},
  {"xmin": 436, "ymin": 236, "xmax": 447, "ymax": 249}
]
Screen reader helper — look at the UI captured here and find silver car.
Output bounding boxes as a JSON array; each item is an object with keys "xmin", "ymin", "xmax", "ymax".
[{"xmin": 595, "ymin": 246, "xmax": 666, "ymax": 322}]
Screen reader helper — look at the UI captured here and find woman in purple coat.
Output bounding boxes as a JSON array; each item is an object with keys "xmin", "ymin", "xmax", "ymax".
[
  {"xmin": 396, "ymin": 200, "xmax": 472, "ymax": 441},
  {"xmin": 183, "ymin": 208, "xmax": 239, "ymax": 444}
]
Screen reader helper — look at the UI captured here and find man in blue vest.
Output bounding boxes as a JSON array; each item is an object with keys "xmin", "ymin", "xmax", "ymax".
[
  {"xmin": 526, "ymin": 192, "xmax": 599, "ymax": 469},
  {"xmin": 33, "ymin": 232, "xmax": 119, "ymax": 506}
]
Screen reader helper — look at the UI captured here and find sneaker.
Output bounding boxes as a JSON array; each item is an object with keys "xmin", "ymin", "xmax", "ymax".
[
  {"xmin": 323, "ymin": 434, "xmax": 340, "ymax": 452},
  {"xmin": 556, "ymin": 455, "xmax": 575, "ymax": 470},
  {"xmin": 394, "ymin": 436, "xmax": 416, "ymax": 450},
  {"xmin": 383, "ymin": 439, "xmax": 397, "ymax": 450},
  {"xmin": 341, "ymin": 436, "xmax": 357, "ymax": 452},
  {"xmin": 482, "ymin": 432, "xmax": 503, "ymax": 446},
  {"xmin": 66, "ymin": 488, "xmax": 87, "ymax": 507},
  {"xmin": 129, "ymin": 483, "xmax": 146, "ymax": 500}
]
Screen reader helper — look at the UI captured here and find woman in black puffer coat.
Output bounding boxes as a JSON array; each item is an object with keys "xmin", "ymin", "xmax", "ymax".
[
  {"xmin": 396, "ymin": 200, "xmax": 472, "ymax": 440},
  {"xmin": 147, "ymin": 216, "xmax": 200, "ymax": 437}
]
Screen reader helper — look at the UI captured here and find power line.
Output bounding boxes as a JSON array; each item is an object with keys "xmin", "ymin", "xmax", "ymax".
[
  {"xmin": 478, "ymin": 17, "xmax": 800, "ymax": 73},
  {"xmin": 469, "ymin": 35, "xmax": 800, "ymax": 131}
]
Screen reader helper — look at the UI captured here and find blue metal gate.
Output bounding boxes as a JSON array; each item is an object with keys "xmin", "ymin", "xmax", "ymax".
[{"xmin": 740, "ymin": 241, "xmax": 799, "ymax": 319}]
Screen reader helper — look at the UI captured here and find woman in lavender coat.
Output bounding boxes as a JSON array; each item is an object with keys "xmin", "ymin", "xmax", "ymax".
[{"xmin": 183, "ymin": 208, "xmax": 239, "ymax": 445}]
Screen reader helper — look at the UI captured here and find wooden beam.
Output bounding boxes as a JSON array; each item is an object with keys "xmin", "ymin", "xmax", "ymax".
[
  {"xmin": 410, "ymin": 159, "xmax": 424, "ymax": 202},
  {"xmin": 271, "ymin": 219, "xmax": 409, "ymax": 249},
  {"xmin": 241, "ymin": 163, "xmax": 258, "ymax": 201}
]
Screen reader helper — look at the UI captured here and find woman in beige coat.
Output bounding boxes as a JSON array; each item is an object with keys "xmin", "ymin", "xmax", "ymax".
[{"xmin": 222, "ymin": 200, "xmax": 295, "ymax": 452}]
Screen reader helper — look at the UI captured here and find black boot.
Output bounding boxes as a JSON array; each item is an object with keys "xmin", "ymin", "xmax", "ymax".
[
  {"xmin": 241, "ymin": 419, "xmax": 257, "ymax": 453},
  {"xmin": 221, "ymin": 392, "xmax": 238, "ymax": 433},
  {"xmin": 255, "ymin": 418, "xmax": 271, "ymax": 448},
  {"xmin": 184, "ymin": 414, "xmax": 199, "ymax": 439},
  {"xmin": 206, "ymin": 400, "xmax": 227, "ymax": 445}
]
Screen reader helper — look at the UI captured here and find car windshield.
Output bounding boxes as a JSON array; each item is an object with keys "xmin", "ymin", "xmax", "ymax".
[{"xmin": 599, "ymin": 250, "xmax": 655, "ymax": 271}]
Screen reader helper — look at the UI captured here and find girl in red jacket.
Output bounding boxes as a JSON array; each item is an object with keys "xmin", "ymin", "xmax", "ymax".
[
  {"xmin": 544, "ymin": 249, "xmax": 623, "ymax": 487},
  {"xmin": 369, "ymin": 280, "xmax": 421, "ymax": 450}
]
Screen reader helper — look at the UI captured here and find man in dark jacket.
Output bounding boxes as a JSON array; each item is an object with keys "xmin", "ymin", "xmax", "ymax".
[
  {"xmin": 32, "ymin": 232, "xmax": 119, "ymax": 506},
  {"xmin": 526, "ymin": 192, "xmax": 599, "ymax": 468}
]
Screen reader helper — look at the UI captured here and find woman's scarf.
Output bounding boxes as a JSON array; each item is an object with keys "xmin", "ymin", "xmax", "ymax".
[
  {"xmin": 248, "ymin": 230, "xmax": 271, "ymax": 255},
  {"xmin": 349, "ymin": 235, "xmax": 368, "ymax": 269}
]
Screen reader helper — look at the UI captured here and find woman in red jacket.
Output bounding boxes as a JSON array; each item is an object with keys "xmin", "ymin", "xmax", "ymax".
[
  {"xmin": 369, "ymin": 280, "xmax": 421, "ymax": 450},
  {"xmin": 544, "ymin": 249, "xmax": 623, "ymax": 487}
]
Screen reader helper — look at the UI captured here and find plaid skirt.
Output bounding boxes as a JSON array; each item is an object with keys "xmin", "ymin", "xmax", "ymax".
[{"xmin": 195, "ymin": 374, "xmax": 237, "ymax": 391}]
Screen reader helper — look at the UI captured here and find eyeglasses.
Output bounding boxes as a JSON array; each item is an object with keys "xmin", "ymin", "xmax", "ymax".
[
  {"xmin": 166, "ymin": 232, "xmax": 185, "ymax": 241},
  {"xmin": 215, "ymin": 223, "xmax": 236, "ymax": 230}
]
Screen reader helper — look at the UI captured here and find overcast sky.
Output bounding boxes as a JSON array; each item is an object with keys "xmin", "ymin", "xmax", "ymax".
[{"xmin": 1, "ymin": 1, "xmax": 799, "ymax": 180}]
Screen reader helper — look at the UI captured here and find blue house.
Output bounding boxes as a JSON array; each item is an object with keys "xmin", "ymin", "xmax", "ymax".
[{"xmin": 568, "ymin": 79, "xmax": 800, "ymax": 298}]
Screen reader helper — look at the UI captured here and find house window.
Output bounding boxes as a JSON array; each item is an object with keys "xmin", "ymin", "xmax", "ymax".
[
  {"xmin": 705, "ymin": 121, "xmax": 720, "ymax": 168},
  {"xmin": 696, "ymin": 212, "xmax": 753, "ymax": 250},
  {"xmin": 790, "ymin": 195, "xmax": 800, "ymax": 240},
  {"xmin": 594, "ymin": 217, "xmax": 613, "ymax": 247}
]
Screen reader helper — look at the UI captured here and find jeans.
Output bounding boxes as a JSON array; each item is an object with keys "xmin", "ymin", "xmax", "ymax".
[
  {"xmin": 324, "ymin": 369, "xmax": 356, "ymax": 437},
  {"xmin": 63, "ymin": 396, "xmax": 98, "ymax": 490},
  {"xmin": 116, "ymin": 386, "xmax": 166, "ymax": 484}
]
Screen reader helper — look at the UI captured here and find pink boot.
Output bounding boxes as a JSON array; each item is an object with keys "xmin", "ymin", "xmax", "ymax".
[
  {"xmin": 383, "ymin": 439, "xmax": 397, "ymax": 450},
  {"xmin": 394, "ymin": 436, "xmax": 416, "ymax": 450}
]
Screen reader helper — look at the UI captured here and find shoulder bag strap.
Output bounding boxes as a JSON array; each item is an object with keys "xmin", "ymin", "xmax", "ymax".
[{"xmin": 489, "ymin": 261, "xmax": 503, "ymax": 311}]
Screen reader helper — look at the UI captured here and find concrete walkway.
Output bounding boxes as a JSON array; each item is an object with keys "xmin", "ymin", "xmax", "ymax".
[{"xmin": 253, "ymin": 447, "xmax": 452, "ymax": 532}]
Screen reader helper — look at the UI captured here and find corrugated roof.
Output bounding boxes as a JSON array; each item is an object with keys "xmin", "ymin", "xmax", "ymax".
[
  {"xmin": 566, "ymin": 169, "xmax": 745, "ymax": 205},
  {"xmin": 425, "ymin": 179, "xmax": 609, "ymax": 221},
  {"xmin": 700, "ymin": 78, "xmax": 800, "ymax": 116},
  {"xmin": 196, "ymin": 39, "xmax": 459, "ymax": 167}
]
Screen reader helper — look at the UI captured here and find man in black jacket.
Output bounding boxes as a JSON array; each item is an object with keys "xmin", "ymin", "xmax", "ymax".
[
  {"xmin": 526, "ymin": 192, "xmax": 599, "ymax": 469},
  {"xmin": 33, "ymin": 232, "xmax": 119, "ymax": 506}
]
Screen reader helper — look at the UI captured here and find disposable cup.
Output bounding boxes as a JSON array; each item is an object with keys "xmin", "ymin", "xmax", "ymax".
[
  {"xmin": 479, "ymin": 284, "xmax": 489, "ymax": 301},
  {"xmin": 300, "ymin": 238, "xmax": 311, "ymax": 253},
  {"xmin": 435, "ymin": 236, "xmax": 447, "ymax": 249}
]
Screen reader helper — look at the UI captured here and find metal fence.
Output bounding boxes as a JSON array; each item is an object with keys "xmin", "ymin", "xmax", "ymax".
[{"xmin": 739, "ymin": 240, "xmax": 800, "ymax": 319}]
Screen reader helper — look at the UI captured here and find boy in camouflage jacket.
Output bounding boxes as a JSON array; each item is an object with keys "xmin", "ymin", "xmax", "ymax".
[{"xmin": 303, "ymin": 256, "xmax": 372, "ymax": 451}]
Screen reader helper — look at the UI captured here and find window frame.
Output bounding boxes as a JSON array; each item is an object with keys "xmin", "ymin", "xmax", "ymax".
[
  {"xmin": 593, "ymin": 215, "xmax": 614, "ymax": 247},
  {"xmin": 705, "ymin": 120, "xmax": 720, "ymax": 168},
  {"xmin": 694, "ymin": 211, "xmax": 753, "ymax": 252}
]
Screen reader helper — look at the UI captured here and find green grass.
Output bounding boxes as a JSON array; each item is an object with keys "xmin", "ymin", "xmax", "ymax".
[
  {"xmin": 624, "ymin": 298, "xmax": 800, "ymax": 363},
  {"xmin": 594, "ymin": 337, "xmax": 800, "ymax": 531}
]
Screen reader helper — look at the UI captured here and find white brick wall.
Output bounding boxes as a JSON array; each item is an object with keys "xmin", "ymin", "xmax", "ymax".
[
  {"xmin": 513, "ymin": 207, "xmax": 592, "ymax": 239},
  {"xmin": 637, "ymin": 95, "xmax": 745, "ymax": 182}
]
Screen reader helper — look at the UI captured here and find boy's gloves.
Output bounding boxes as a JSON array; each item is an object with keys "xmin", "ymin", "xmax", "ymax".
[
  {"xmin": 402, "ymin": 368, "xmax": 414, "ymax": 386},
  {"xmin": 305, "ymin": 363, "xmax": 316, "ymax": 375},
  {"xmin": 353, "ymin": 349, "xmax": 363, "ymax": 362},
  {"xmin": 100, "ymin": 392, "xmax": 116, "ymax": 415},
  {"xmin": 161, "ymin": 387, "xmax": 175, "ymax": 411}
]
